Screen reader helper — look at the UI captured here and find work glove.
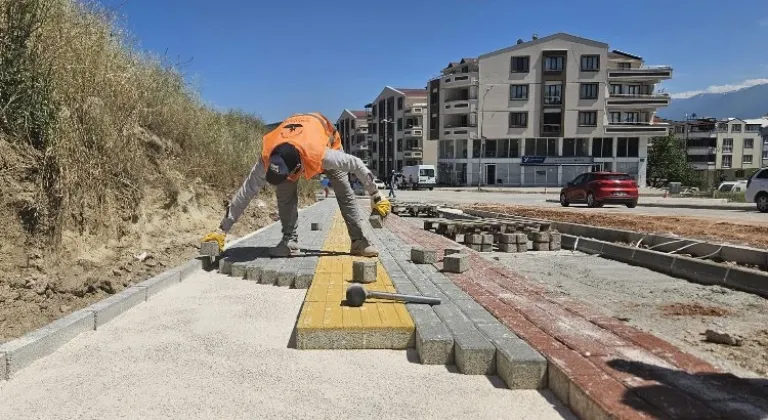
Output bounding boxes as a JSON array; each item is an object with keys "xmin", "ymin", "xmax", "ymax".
[
  {"xmin": 370, "ymin": 192, "xmax": 391, "ymax": 217},
  {"xmin": 201, "ymin": 229, "xmax": 226, "ymax": 252}
]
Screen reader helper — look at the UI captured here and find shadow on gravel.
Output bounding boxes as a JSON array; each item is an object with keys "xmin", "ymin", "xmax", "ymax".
[{"xmin": 608, "ymin": 359, "xmax": 768, "ymax": 419}]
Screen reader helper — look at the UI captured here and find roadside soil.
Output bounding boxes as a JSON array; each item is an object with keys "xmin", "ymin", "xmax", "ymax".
[
  {"xmin": 461, "ymin": 203, "xmax": 768, "ymax": 249},
  {"xmin": 0, "ymin": 181, "xmax": 315, "ymax": 344}
]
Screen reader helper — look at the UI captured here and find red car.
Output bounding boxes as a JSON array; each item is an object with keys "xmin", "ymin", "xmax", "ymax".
[{"xmin": 559, "ymin": 171, "xmax": 639, "ymax": 208}]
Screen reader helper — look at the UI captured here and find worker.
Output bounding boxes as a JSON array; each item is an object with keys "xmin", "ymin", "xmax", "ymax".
[
  {"xmin": 202, "ymin": 112, "xmax": 391, "ymax": 258},
  {"xmin": 388, "ymin": 170, "xmax": 397, "ymax": 198}
]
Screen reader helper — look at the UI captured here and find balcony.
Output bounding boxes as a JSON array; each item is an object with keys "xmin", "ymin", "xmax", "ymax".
[
  {"xmin": 442, "ymin": 72, "xmax": 479, "ymax": 88},
  {"xmin": 403, "ymin": 150, "xmax": 423, "ymax": 159},
  {"xmin": 444, "ymin": 99, "xmax": 477, "ymax": 114},
  {"xmin": 608, "ymin": 66, "xmax": 673, "ymax": 81},
  {"xmin": 541, "ymin": 124, "xmax": 561, "ymax": 137},
  {"xmin": 443, "ymin": 126, "xmax": 476, "ymax": 140},
  {"xmin": 605, "ymin": 121, "xmax": 669, "ymax": 134},
  {"xmin": 352, "ymin": 142, "xmax": 369, "ymax": 153},
  {"xmin": 404, "ymin": 106, "xmax": 426, "ymax": 116},
  {"xmin": 403, "ymin": 127, "xmax": 423, "ymax": 138},
  {"xmin": 606, "ymin": 93, "xmax": 671, "ymax": 108},
  {"xmin": 687, "ymin": 146, "xmax": 717, "ymax": 155},
  {"xmin": 690, "ymin": 162, "xmax": 716, "ymax": 170},
  {"xmin": 543, "ymin": 96, "xmax": 562, "ymax": 106}
]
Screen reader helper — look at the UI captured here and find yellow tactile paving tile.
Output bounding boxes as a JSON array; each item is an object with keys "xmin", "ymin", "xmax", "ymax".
[{"xmin": 296, "ymin": 210, "xmax": 415, "ymax": 349}]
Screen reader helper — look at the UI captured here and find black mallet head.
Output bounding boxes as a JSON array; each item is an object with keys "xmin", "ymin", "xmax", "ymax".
[{"xmin": 345, "ymin": 284, "xmax": 368, "ymax": 307}]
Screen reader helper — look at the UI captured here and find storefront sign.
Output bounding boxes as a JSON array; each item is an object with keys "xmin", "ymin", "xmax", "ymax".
[{"xmin": 521, "ymin": 156, "xmax": 594, "ymax": 165}]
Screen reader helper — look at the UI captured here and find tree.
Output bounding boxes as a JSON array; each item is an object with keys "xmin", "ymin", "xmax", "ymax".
[{"xmin": 647, "ymin": 134, "xmax": 696, "ymax": 187}]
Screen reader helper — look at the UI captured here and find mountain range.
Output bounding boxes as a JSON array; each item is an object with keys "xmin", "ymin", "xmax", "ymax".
[{"xmin": 659, "ymin": 83, "xmax": 768, "ymax": 121}]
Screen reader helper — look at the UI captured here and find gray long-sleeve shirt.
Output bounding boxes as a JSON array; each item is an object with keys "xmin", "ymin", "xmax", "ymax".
[{"xmin": 219, "ymin": 149, "xmax": 379, "ymax": 232}]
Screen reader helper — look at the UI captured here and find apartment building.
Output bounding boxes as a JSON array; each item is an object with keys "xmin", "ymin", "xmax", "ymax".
[
  {"xmin": 428, "ymin": 32, "xmax": 672, "ymax": 187},
  {"xmin": 364, "ymin": 86, "xmax": 437, "ymax": 178},
  {"xmin": 335, "ymin": 109, "xmax": 370, "ymax": 166},
  {"xmin": 671, "ymin": 117, "xmax": 768, "ymax": 186}
]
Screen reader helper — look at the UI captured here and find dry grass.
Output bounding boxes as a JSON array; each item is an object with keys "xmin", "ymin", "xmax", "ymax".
[{"xmin": 0, "ymin": 0, "xmax": 316, "ymax": 246}]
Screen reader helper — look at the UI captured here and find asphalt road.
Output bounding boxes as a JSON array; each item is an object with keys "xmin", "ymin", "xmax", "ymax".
[
  {"xmin": 0, "ymin": 270, "xmax": 573, "ymax": 420},
  {"xmin": 389, "ymin": 190, "xmax": 766, "ymax": 224}
]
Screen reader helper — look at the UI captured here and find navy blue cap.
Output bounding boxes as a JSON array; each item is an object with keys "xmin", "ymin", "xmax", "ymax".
[{"xmin": 266, "ymin": 143, "xmax": 300, "ymax": 185}]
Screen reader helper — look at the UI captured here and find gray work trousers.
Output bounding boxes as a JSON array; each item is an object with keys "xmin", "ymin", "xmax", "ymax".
[{"xmin": 276, "ymin": 169, "xmax": 365, "ymax": 243}]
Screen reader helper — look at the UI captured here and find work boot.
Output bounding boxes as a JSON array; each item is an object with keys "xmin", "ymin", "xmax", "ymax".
[
  {"xmin": 270, "ymin": 239, "xmax": 299, "ymax": 257},
  {"xmin": 350, "ymin": 239, "xmax": 378, "ymax": 257}
]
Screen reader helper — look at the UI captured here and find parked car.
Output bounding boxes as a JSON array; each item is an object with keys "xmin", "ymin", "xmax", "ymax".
[
  {"xmin": 560, "ymin": 171, "xmax": 639, "ymax": 208},
  {"xmin": 746, "ymin": 168, "xmax": 768, "ymax": 212},
  {"xmin": 717, "ymin": 180, "xmax": 748, "ymax": 193},
  {"xmin": 374, "ymin": 178, "xmax": 386, "ymax": 189},
  {"xmin": 400, "ymin": 164, "xmax": 436, "ymax": 190}
]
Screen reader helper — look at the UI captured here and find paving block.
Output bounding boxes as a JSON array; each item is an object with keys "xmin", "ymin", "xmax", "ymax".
[
  {"xmin": 276, "ymin": 265, "xmax": 296, "ymax": 288},
  {"xmin": 498, "ymin": 243, "xmax": 518, "ymax": 253},
  {"xmin": 434, "ymin": 304, "xmax": 496, "ymax": 375},
  {"xmin": 260, "ymin": 258, "xmax": 282, "ymax": 285},
  {"xmin": 514, "ymin": 233, "xmax": 529, "ymax": 244},
  {"xmin": 369, "ymin": 215, "xmax": 384, "ymax": 229},
  {"xmin": 496, "ymin": 337, "xmax": 548, "ymax": 389},
  {"xmin": 481, "ymin": 234, "xmax": 494, "ymax": 244},
  {"xmin": 353, "ymin": 260, "xmax": 377, "ymax": 284},
  {"xmin": 532, "ymin": 242, "xmax": 550, "ymax": 251},
  {"xmin": 517, "ymin": 243, "xmax": 528, "ymax": 252},
  {"xmin": 468, "ymin": 244, "xmax": 482, "ymax": 251},
  {"xmin": 453, "ymin": 299, "xmax": 500, "ymax": 326},
  {"xmin": 499, "ymin": 234, "xmax": 516, "ymax": 244},
  {"xmin": 444, "ymin": 253, "xmax": 469, "ymax": 273},
  {"xmin": 411, "ymin": 247, "xmax": 437, "ymax": 264},
  {"xmin": 246, "ymin": 263, "xmax": 264, "ymax": 282},
  {"xmin": 481, "ymin": 244, "xmax": 493, "ymax": 253},
  {"xmin": 434, "ymin": 281, "xmax": 473, "ymax": 301},
  {"xmin": 0, "ymin": 309, "xmax": 94, "ymax": 379},
  {"xmin": 532, "ymin": 231, "xmax": 550, "ymax": 243},
  {"xmin": 218, "ymin": 257, "xmax": 233, "ymax": 275},
  {"xmin": 136, "ymin": 270, "xmax": 181, "ymax": 299},
  {"xmin": 231, "ymin": 262, "xmax": 248, "ymax": 278},
  {"xmin": 311, "ymin": 222, "xmax": 322, "ymax": 231},
  {"xmin": 88, "ymin": 286, "xmax": 147, "ymax": 329},
  {"xmin": 408, "ymin": 305, "xmax": 454, "ymax": 365},
  {"xmin": 200, "ymin": 241, "xmax": 221, "ymax": 257},
  {"xmin": 465, "ymin": 234, "xmax": 483, "ymax": 245},
  {"xmin": 0, "ymin": 352, "xmax": 5, "ymax": 380}
]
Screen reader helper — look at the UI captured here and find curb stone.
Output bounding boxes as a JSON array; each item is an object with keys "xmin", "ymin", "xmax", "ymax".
[{"xmin": 89, "ymin": 286, "xmax": 148, "ymax": 329}]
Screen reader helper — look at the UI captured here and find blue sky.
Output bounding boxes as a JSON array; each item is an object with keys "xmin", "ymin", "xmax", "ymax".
[{"xmin": 104, "ymin": 0, "xmax": 768, "ymax": 122}]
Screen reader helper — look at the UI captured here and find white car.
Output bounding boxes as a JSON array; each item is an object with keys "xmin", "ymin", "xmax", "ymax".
[
  {"xmin": 746, "ymin": 169, "xmax": 768, "ymax": 212},
  {"xmin": 374, "ymin": 178, "xmax": 386, "ymax": 189}
]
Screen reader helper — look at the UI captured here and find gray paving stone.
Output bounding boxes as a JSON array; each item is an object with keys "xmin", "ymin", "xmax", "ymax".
[
  {"xmin": 445, "ymin": 247, "xmax": 463, "ymax": 256},
  {"xmin": 276, "ymin": 264, "xmax": 296, "ymax": 288},
  {"xmin": 411, "ymin": 247, "xmax": 437, "ymax": 264},
  {"xmin": 495, "ymin": 337, "xmax": 548, "ymax": 389},
  {"xmin": 88, "ymin": 286, "xmax": 147, "ymax": 329},
  {"xmin": 444, "ymin": 253, "xmax": 469, "ymax": 273},
  {"xmin": 231, "ymin": 262, "xmax": 248, "ymax": 278},
  {"xmin": 218, "ymin": 257, "xmax": 233, "ymax": 275},
  {"xmin": 353, "ymin": 260, "xmax": 377, "ymax": 284},
  {"xmin": 434, "ymin": 303, "xmax": 496, "ymax": 375},
  {"xmin": 434, "ymin": 281, "xmax": 473, "ymax": 301},
  {"xmin": 0, "ymin": 352, "xmax": 5, "ymax": 380},
  {"xmin": 0, "ymin": 309, "xmax": 94, "ymax": 379},
  {"xmin": 407, "ymin": 305, "xmax": 454, "ymax": 365},
  {"xmin": 260, "ymin": 258, "xmax": 283, "ymax": 285},
  {"xmin": 532, "ymin": 242, "xmax": 550, "ymax": 251},
  {"xmin": 200, "ymin": 241, "xmax": 221, "ymax": 257},
  {"xmin": 452, "ymin": 299, "xmax": 500, "ymax": 325}
]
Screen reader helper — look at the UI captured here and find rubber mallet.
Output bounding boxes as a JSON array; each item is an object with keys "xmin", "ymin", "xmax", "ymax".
[{"xmin": 345, "ymin": 284, "xmax": 441, "ymax": 307}]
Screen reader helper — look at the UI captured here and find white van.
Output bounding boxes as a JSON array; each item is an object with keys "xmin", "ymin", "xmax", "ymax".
[{"xmin": 401, "ymin": 164, "xmax": 436, "ymax": 190}]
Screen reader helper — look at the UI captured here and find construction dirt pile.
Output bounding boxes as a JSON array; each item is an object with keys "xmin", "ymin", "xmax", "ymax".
[{"xmin": 462, "ymin": 203, "xmax": 768, "ymax": 249}]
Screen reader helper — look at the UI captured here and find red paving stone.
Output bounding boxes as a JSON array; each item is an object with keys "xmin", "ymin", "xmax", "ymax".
[{"xmin": 387, "ymin": 214, "xmax": 767, "ymax": 420}]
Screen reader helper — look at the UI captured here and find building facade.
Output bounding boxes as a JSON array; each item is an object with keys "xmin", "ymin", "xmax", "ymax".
[
  {"xmin": 670, "ymin": 117, "xmax": 768, "ymax": 186},
  {"xmin": 335, "ymin": 109, "xmax": 370, "ymax": 166},
  {"xmin": 429, "ymin": 33, "xmax": 673, "ymax": 187},
  {"xmin": 365, "ymin": 87, "xmax": 437, "ymax": 179}
]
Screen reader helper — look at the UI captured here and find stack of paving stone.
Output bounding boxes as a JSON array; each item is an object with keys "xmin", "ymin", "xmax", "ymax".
[
  {"xmin": 358, "ymin": 207, "xmax": 547, "ymax": 389},
  {"xmin": 389, "ymin": 201, "xmax": 439, "ymax": 217},
  {"xmin": 217, "ymin": 200, "xmax": 335, "ymax": 288},
  {"xmin": 422, "ymin": 216, "xmax": 563, "ymax": 253}
]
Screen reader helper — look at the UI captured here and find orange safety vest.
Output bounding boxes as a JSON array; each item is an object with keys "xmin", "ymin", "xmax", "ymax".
[{"xmin": 261, "ymin": 112, "xmax": 342, "ymax": 181}]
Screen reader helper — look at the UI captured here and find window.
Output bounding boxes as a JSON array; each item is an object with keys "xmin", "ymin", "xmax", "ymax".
[
  {"xmin": 472, "ymin": 140, "xmax": 481, "ymax": 158},
  {"xmin": 371, "ymin": 123, "xmax": 377, "ymax": 134},
  {"xmin": 397, "ymin": 97, "xmax": 403, "ymax": 110},
  {"xmin": 509, "ymin": 112, "xmax": 528, "ymax": 127},
  {"xmin": 397, "ymin": 138, "xmax": 402, "ymax": 151},
  {"xmin": 509, "ymin": 139, "xmax": 520, "ymax": 157},
  {"xmin": 580, "ymin": 83, "xmax": 598, "ymax": 99},
  {"xmin": 544, "ymin": 56, "xmax": 564, "ymax": 72},
  {"xmin": 525, "ymin": 138, "xmax": 558, "ymax": 156},
  {"xmin": 717, "ymin": 123, "xmax": 728, "ymax": 132},
  {"xmin": 544, "ymin": 84, "xmax": 562, "ymax": 104},
  {"xmin": 581, "ymin": 55, "xmax": 600, "ymax": 71},
  {"xmin": 723, "ymin": 138, "xmax": 733, "ymax": 153},
  {"xmin": 570, "ymin": 174, "xmax": 587, "ymax": 185},
  {"xmin": 625, "ymin": 112, "xmax": 639, "ymax": 123},
  {"xmin": 397, "ymin": 118, "xmax": 403, "ymax": 131},
  {"xmin": 746, "ymin": 124, "xmax": 761, "ymax": 132},
  {"xmin": 625, "ymin": 85, "xmax": 640, "ymax": 95},
  {"xmin": 439, "ymin": 140, "xmax": 454, "ymax": 159},
  {"xmin": 617, "ymin": 137, "xmax": 639, "ymax": 157},
  {"xmin": 563, "ymin": 138, "xmax": 588, "ymax": 157},
  {"xmin": 744, "ymin": 154, "xmax": 754, "ymax": 164},
  {"xmin": 498, "ymin": 139, "xmax": 510, "ymax": 158},
  {"xmin": 578, "ymin": 111, "xmax": 597, "ymax": 126},
  {"xmin": 457, "ymin": 139, "xmax": 468, "ymax": 158},
  {"xmin": 592, "ymin": 137, "xmax": 614, "ymax": 157},
  {"xmin": 722, "ymin": 155, "xmax": 732, "ymax": 168},
  {"xmin": 510, "ymin": 84, "xmax": 528, "ymax": 100},
  {"xmin": 610, "ymin": 84, "xmax": 622, "ymax": 95},
  {"xmin": 609, "ymin": 112, "xmax": 622, "ymax": 123},
  {"xmin": 618, "ymin": 62, "xmax": 631, "ymax": 70},
  {"xmin": 764, "ymin": 139, "xmax": 768, "ymax": 159},
  {"xmin": 484, "ymin": 139, "xmax": 496, "ymax": 158},
  {"xmin": 731, "ymin": 124, "xmax": 742, "ymax": 132},
  {"xmin": 510, "ymin": 56, "xmax": 530, "ymax": 72},
  {"xmin": 745, "ymin": 138, "xmax": 754, "ymax": 149}
]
